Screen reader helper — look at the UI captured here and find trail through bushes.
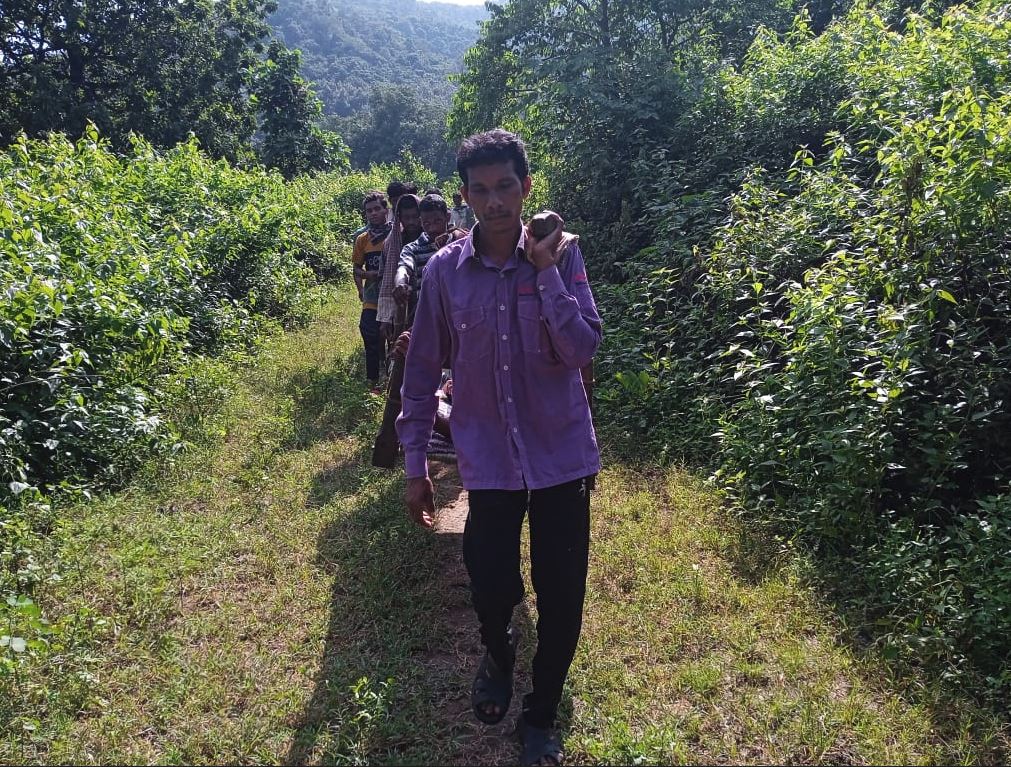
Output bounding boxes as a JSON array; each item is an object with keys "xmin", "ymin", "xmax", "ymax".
[{"xmin": 0, "ymin": 130, "xmax": 435, "ymax": 727}]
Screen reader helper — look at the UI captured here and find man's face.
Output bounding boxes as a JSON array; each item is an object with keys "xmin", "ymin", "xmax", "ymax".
[
  {"xmin": 400, "ymin": 206, "xmax": 422, "ymax": 239},
  {"xmin": 421, "ymin": 209, "xmax": 450, "ymax": 241},
  {"xmin": 461, "ymin": 162, "xmax": 531, "ymax": 235},
  {"xmin": 452, "ymin": 193, "xmax": 463, "ymax": 207},
  {"xmin": 365, "ymin": 200, "xmax": 387, "ymax": 227}
]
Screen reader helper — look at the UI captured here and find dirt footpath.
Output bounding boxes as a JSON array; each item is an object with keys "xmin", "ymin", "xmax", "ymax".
[{"xmin": 424, "ymin": 460, "xmax": 529, "ymax": 765}]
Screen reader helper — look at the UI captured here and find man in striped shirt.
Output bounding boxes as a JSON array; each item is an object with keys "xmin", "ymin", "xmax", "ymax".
[{"xmin": 393, "ymin": 193, "xmax": 455, "ymax": 322}]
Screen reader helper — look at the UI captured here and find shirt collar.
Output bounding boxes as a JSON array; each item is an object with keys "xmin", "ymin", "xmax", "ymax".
[{"xmin": 457, "ymin": 222, "xmax": 528, "ymax": 270}]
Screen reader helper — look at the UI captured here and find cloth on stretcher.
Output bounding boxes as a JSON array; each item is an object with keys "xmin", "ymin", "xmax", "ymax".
[{"xmin": 426, "ymin": 388, "xmax": 455, "ymax": 459}]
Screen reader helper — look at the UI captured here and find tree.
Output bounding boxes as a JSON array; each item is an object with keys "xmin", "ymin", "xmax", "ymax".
[
  {"xmin": 333, "ymin": 85, "xmax": 457, "ymax": 177},
  {"xmin": 447, "ymin": 0, "xmax": 802, "ymax": 261},
  {"xmin": 253, "ymin": 40, "xmax": 349, "ymax": 178},
  {"xmin": 0, "ymin": 0, "xmax": 279, "ymax": 161}
]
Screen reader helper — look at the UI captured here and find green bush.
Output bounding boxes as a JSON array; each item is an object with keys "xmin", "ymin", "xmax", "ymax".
[
  {"xmin": 1, "ymin": 129, "xmax": 430, "ymax": 720},
  {"xmin": 599, "ymin": 1, "xmax": 1011, "ymax": 697},
  {"xmin": 1, "ymin": 129, "xmax": 323, "ymax": 501}
]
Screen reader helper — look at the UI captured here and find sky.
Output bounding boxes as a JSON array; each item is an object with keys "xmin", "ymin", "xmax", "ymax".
[{"xmin": 418, "ymin": 0, "xmax": 487, "ymax": 5}]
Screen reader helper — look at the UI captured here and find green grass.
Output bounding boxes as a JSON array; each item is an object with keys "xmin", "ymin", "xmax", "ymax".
[{"xmin": 6, "ymin": 285, "xmax": 1009, "ymax": 764}]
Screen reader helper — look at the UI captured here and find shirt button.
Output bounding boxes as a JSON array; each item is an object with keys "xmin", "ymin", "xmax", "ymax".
[
  {"xmin": 503, "ymin": 364, "xmax": 509, "ymax": 371},
  {"xmin": 499, "ymin": 304, "xmax": 505, "ymax": 311},
  {"xmin": 539, "ymin": 285, "xmax": 546, "ymax": 292},
  {"xmin": 502, "ymin": 334, "xmax": 508, "ymax": 341},
  {"xmin": 461, "ymin": 323, "xmax": 467, "ymax": 329},
  {"xmin": 513, "ymin": 427, "xmax": 518, "ymax": 433},
  {"xmin": 508, "ymin": 397, "xmax": 513, "ymax": 403}
]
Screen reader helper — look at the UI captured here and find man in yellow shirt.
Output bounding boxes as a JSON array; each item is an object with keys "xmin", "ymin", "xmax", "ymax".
[{"xmin": 352, "ymin": 191, "xmax": 391, "ymax": 391}]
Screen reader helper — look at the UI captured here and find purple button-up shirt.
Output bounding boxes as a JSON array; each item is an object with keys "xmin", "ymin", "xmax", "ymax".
[{"xmin": 396, "ymin": 225, "xmax": 602, "ymax": 491}]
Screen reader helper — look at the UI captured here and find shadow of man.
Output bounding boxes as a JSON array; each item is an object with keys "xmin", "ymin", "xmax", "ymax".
[{"xmin": 287, "ymin": 458, "xmax": 569, "ymax": 766}]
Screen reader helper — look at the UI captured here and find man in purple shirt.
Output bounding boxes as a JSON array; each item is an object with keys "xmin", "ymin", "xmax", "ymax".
[{"xmin": 396, "ymin": 129, "xmax": 601, "ymax": 766}]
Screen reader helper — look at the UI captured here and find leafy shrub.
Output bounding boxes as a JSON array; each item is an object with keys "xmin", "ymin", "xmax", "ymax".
[
  {"xmin": 598, "ymin": 1, "xmax": 1011, "ymax": 697},
  {"xmin": 1, "ymin": 129, "xmax": 319, "ymax": 500},
  {"xmin": 1, "ymin": 128, "xmax": 429, "ymax": 724}
]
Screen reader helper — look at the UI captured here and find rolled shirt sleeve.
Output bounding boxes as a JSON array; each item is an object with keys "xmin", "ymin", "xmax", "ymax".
[
  {"xmin": 396, "ymin": 242, "xmax": 416, "ymax": 291},
  {"xmin": 535, "ymin": 242, "xmax": 602, "ymax": 370}
]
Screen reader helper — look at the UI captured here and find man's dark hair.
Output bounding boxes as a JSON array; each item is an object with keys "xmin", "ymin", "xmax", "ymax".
[
  {"xmin": 425, "ymin": 186, "xmax": 445, "ymax": 197},
  {"xmin": 419, "ymin": 194, "xmax": 449, "ymax": 215},
  {"xmin": 395, "ymin": 194, "xmax": 420, "ymax": 217},
  {"xmin": 456, "ymin": 129, "xmax": 529, "ymax": 186},
  {"xmin": 387, "ymin": 180, "xmax": 418, "ymax": 199},
  {"xmin": 363, "ymin": 190, "xmax": 387, "ymax": 210}
]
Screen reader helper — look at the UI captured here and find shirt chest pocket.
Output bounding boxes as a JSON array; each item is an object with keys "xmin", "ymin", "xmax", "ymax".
[
  {"xmin": 518, "ymin": 300, "xmax": 552, "ymax": 358},
  {"xmin": 452, "ymin": 306, "xmax": 493, "ymax": 363}
]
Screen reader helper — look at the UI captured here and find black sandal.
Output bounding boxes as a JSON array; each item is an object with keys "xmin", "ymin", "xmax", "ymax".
[
  {"xmin": 518, "ymin": 718, "xmax": 564, "ymax": 766},
  {"xmin": 471, "ymin": 630, "xmax": 516, "ymax": 725}
]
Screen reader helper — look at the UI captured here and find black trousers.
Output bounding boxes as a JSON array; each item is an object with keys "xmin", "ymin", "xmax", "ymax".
[
  {"xmin": 358, "ymin": 307, "xmax": 382, "ymax": 382},
  {"xmin": 463, "ymin": 475, "xmax": 593, "ymax": 728}
]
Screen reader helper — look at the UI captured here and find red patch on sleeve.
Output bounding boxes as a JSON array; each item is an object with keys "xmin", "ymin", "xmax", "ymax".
[{"xmin": 574, "ymin": 272, "xmax": 588, "ymax": 283}]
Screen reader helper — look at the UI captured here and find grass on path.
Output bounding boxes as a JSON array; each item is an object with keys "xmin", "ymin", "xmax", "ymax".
[{"xmin": 13, "ymin": 286, "xmax": 1009, "ymax": 764}]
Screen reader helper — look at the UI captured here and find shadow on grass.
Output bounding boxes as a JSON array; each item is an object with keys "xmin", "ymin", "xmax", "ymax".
[
  {"xmin": 720, "ymin": 506, "xmax": 1011, "ymax": 762},
  {"xmin": 287, "ymin": 453, "xmax": 568, "ymax": 765},
  {"xmin": 281, "ymin": 340, "xmax": 573, "ymax": 764}
]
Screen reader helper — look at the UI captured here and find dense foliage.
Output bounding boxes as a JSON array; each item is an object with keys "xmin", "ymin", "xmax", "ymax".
[
  {"xmin": 447, "ymin": 0, "xmax": 803, "ymax": 263},
  {"xmin": 331, "ymin": 85, "xmax": 460, "ymax": 178},
  {"xmin": 0, "ymin": 130, "xmax": 434, "ymax": 720},
  {"xmin": 591, "ymin": 2, "xmax": 1011, "ymax": 698},
  {"xmin": 253, "ymin": 41, "xmax": 350, "ymax": 178},
  {"xmin": 0, "ymin": 0, "xmax": 339, "ymax": 175}
]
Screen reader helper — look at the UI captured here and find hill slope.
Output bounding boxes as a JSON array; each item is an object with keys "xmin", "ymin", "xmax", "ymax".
[{"xmin": 269, "ymin": 0, "xmax": 488, "ymax": 117}]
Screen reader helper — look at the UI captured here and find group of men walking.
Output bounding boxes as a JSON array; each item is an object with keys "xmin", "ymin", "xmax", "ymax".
[
  {"xmin": 350, "ymin": 130, "xmax": 601, "ymax": 767},
  {"xmin": 353, "ymin": 185, "xmax": 475, "ymax": 389}
]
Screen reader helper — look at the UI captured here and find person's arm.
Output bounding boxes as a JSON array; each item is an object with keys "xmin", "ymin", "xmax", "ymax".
[
  {"xmin": 377, "ymin": 234, "xmax": 399, "ymax": 325},
  {"xmin": 352, "ymin": 235, "xmax": 365, "ymax": 298},
  {"xmin": 534, "ymin": 241, "xmax": 602, "ymax": 370},
  {"xmin": 396, "ymin": 257, "xmax": 450, "ymax": 481},
  {"xmin": 395, "ymin": 242, "xmax": 416, "ymax": 293}
]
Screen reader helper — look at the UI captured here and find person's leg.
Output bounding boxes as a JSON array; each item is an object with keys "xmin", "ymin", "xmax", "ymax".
[
  {"xmin": 463, "ymin": 488, "xmax": 527, "ymax": 669},
  {"xmin": 524, "ymin": 476, "xmax": 593, "ymax": 729},
  {"xmin": 359, "ymin": 308, "xmax": 381, "ymax": 383}
]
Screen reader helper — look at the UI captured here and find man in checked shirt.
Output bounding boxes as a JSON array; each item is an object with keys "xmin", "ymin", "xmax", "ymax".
[{"xmin": 396, "ymin": 129, "xmax": 600, "ymax": 767}]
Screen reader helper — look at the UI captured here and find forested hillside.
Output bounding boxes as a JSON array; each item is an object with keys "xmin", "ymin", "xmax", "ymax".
[
  {"xmin": 270, "ymin": 0, "xmax": 486, "ymax": 116},
  {"xmin": 270, "ymin": 0, "xmax": 487, "ymax": 174}
]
